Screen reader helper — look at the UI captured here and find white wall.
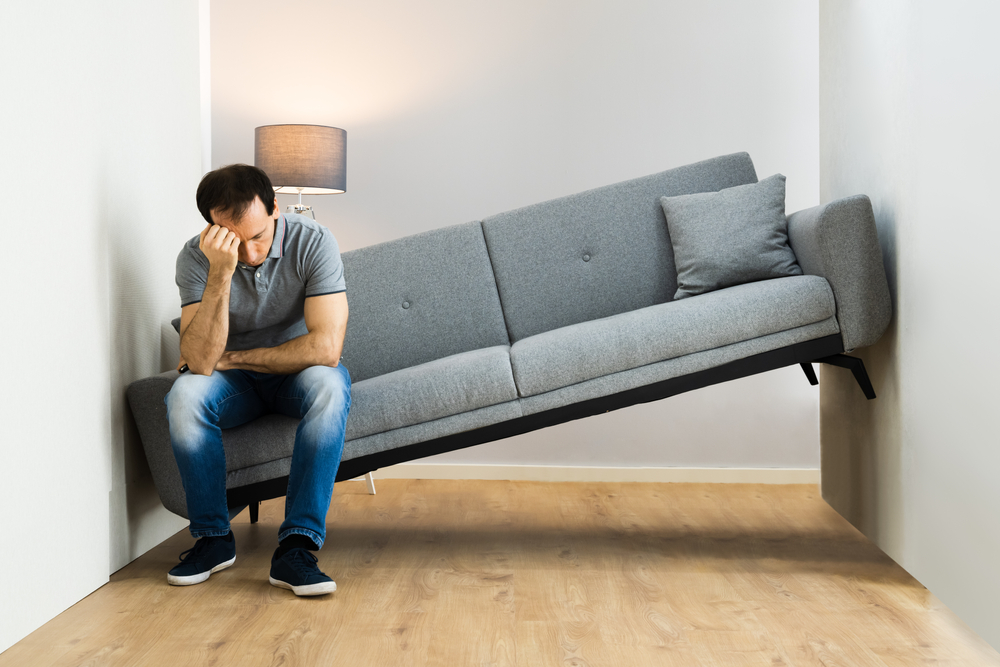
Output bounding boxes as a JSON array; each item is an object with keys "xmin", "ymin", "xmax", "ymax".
[
  {"xmin": 0, "ymin": 0, "xmax": 203, "ymax": 652},
  {"xmin": 212, "ymin": 0, "xmax": 823, "ymax": 471},
  {"xmin": 819, "ymin": 0, "xmax": 1000, "ymax": 650}
]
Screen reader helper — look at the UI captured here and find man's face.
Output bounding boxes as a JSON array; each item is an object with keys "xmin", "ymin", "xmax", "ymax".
[{"xmin": 210, "ymin": 195, "xmax": 279, "ymax": 268}]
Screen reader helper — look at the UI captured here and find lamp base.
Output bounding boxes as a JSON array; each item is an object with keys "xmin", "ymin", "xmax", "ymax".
[{"xmin": 285, "ymin": 204, "xmax": 315, "ymax": 220}]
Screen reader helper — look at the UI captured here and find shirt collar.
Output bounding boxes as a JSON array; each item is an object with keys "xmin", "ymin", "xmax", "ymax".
[{"xmin": 267, "ymin": 214, "xmax": 286, "ymax": 259}]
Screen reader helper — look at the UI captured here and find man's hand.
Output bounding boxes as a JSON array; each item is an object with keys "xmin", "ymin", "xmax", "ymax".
[
  {"xmin": 210, "ymin": 294, "xmax": 348, "ymax": 375},
  {"xmin": 199, "ymin": 224, "xmax": 240, "ymax": 275},
  {"xmin": 214, "ymin": 351, "xmax": 236, "ymax": 372}
]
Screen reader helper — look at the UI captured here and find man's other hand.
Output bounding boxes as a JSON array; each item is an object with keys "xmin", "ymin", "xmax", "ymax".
[
  {"xmin": 199, "ymin": 224, "xmax": 240, "ymax": 275},
  {"xmin": 214, "ymin": 351, "xmax": 236, "ymax": 372}
]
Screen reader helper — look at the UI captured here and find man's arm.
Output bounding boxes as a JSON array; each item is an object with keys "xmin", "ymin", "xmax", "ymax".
[
  {"xmin": 215, "ymin": 292, "xmax": 349, "ymax": 375},
  {"xmin": 179, "ymin": 224, "xmax": 240, "ymax": 375}
]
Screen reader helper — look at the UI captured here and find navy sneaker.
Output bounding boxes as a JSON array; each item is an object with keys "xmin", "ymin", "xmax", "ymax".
[
  {"xmin": 167, "ymin": 533, "xmax": 236, "ymax": 586},
  {"xmin": 269, "ymin": 547, "xmax": 337, "ymax": 596}
]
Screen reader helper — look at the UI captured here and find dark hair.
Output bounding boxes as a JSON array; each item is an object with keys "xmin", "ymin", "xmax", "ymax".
[{"xmin": 196, "ymin": 164, "xmax": 276, "ymax": 224}]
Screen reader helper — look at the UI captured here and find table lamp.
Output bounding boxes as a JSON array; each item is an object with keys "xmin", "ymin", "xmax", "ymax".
[{"xmin": 254, "ymin": 124, "xmax": 347, "ymax": 219}]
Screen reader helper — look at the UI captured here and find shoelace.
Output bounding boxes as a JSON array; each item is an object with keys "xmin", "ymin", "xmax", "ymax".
[
  {"xmin": 283, "ymin": 548, "xmax": 321, "ymax": 575},
  {"xmin": 177, "ymin": 536, "xmax": 218, "ymax": 564}
]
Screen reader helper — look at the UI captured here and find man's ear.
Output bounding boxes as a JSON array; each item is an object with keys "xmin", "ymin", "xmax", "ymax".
[{"xmin": 273, "ymin": 197, "xmax": 280, "ymax": 219}]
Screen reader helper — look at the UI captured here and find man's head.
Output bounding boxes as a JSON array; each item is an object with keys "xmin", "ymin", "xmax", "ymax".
[{"xmin": 196, "ymin": 164, "xmax": 280, "ymax": 267}]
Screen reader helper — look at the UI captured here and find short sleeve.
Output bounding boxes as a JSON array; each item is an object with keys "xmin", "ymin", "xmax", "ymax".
[
  {"xmin": 175, "ymin": 238, "xmax": 210, "ymax": 307},
  {"xmin": 302, "ymin": 226, "xmax": 347, "ymax": 297}
]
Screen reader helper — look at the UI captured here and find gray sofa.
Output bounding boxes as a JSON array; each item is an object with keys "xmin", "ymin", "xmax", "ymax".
[{"xmin": 127, "ymin": 152, "xmax": 891, "ymax": 521}]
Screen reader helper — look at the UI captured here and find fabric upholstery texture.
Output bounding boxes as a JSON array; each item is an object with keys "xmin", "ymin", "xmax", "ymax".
[
  {"xmin": 346, "ymin": 345, "xmax": 517, "ymax": 440},
  {"xmin": 127, "ymin": 372, "xmax": 187, "ymax": 517},
  {"xmin": 787, "ymin": 195, "xmax": 892, "ymax": 351},
  {"xmin": 660, "ymin": 174, "xmax": 802, "ymax": 300},
  {"xmin": 510, "ymin": 275, "xmax": 836, "ymax": 397},
  {"xmin": 222, "ymin": 412, "xmax": 299, "ymax": 472},
  {"xmin": 343, "ymin": 400, "xmax": 524, "ymax": 461},
  {"xmin": 481, "ymin": 152, "xmax": 758, "ymax": 342},
  {"xmin": 226, "ymin": 455, "xmax": 294, "ymax": 491},
  {"xmin": 339, "ymin": 221, "xmax": 509, "ymax": 382},
  {"xmin": 126, "ymin": 373, "xmax": 302, "ymax": 519},
  {"xmin": 519, "ymin": 317, "xmax": 840, "ymax": 416}
]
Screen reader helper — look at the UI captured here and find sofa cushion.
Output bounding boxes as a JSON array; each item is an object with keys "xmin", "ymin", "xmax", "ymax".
[
  {"xmin": 519, "ymin": 317, "xmax": 841, "ymax": 416},
  {"xmin": 481, "ymin": 152, "xmax": 759, "ymax": 342},
  {"xmin": 509, "ymin": 275, "xmax": 836, "ymax": 397},
  {"xmin": 346, "ymin": 345, "xmax": 518, "ymax": 440},
  {"xmin": 660, "ymin": 174, "xmax": 802, "ymax": 300},
  {"xmin": 339, "ymin": 221, "xmax": 510, "ymax": 383},
  {"xmin": 343, "ymin": 400, "xmax": 523, "ymax": 461}
]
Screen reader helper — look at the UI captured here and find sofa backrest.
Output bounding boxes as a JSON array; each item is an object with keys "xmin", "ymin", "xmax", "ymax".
[
  {"xmin": 481, "ymin": 152, "xmax": 758, "ymax": 342},
  {"xmin": 340, "ymin": 221, "xmax": 510, "ymax": 383}
]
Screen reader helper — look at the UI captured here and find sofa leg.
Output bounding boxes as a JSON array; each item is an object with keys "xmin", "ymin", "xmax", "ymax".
[
  {"xmin": 365, "ymin": 472, "xmax": 377, "ymax": 495},
  {"xmin": 799, "ymin": 362, "xmax": 819, "ymax": 386},
  {"xmin": 817, "ymin": 354, "xmax": 877, "ymax": 400},
  {"xmin": 249, "ymin": 501, "xmax": 260, "ymax": 524}
]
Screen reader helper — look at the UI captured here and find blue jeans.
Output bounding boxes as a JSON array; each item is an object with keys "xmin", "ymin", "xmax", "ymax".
[{"xmin": 163, "ymin": 364, "xmax": 351, "ymax": 549}]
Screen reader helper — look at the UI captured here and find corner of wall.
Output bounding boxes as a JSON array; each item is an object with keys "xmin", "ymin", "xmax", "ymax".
[{"xmin": 819, "ymin": 324, "xmax": 904, "ymax": 559}]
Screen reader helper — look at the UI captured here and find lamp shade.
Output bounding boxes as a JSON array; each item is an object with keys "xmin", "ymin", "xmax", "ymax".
[{"xmin": 254, "ymin": 124, "xmax": 346, "ymax": 194}]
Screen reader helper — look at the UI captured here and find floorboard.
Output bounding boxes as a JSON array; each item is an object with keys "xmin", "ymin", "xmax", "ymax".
[{"xmin": 2, "ymin": 480, "xmax": 997, "ymax": 666}]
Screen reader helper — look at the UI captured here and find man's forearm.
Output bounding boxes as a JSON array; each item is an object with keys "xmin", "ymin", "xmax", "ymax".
[
  {"xmin": 219, "ymin": 331, "xmax": 342, "ymax": 375},
  {"xmin": 180, "ymin": 271, "xmax": 232, "ymax": 375}
]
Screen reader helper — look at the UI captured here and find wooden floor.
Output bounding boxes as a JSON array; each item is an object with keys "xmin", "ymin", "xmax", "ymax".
[{"xmin": 3, "ymin": 480, "xmax": 998, "ymax": 666}]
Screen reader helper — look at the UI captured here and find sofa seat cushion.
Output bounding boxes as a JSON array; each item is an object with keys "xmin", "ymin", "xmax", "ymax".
[
  {"xmin": 509, "ymin": 275, "xmax": 837, "ymax": 397},
  {"xmin": 346, "ymin": 345, "xmax": 518, "ymax": 440}
]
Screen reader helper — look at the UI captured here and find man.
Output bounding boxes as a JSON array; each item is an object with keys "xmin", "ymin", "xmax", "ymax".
[{"xmin": 163, "ymin": 163, "xmax": 351, "ymax": 596}]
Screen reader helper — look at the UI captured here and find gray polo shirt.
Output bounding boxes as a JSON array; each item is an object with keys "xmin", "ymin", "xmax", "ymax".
[{"xmin": 175, "ymin": 213, "xmax": 346, "ymax": 351}]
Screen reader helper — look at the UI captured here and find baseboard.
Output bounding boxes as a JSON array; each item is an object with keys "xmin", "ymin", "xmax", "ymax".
[{"xmin": 363, "ymin": 464, "xmax": 819, "ymax": 484}]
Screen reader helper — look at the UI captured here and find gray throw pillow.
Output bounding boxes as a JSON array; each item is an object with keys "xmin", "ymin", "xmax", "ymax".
[{"xmin": 660, "ymin": 173, "xmax": 801, "ymax": 300}]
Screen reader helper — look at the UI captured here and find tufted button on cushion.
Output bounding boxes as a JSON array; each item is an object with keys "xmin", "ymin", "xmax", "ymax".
[
  {"xmin": 480, "ymin": 152, "xmax": 759, "ymax": 342},
  {"xmin": 339, "ymin": 221, "xmax": 510, "ymax": 382},
  {"xmin": 402, "ymin": 301, "xmax": 411, "ymax": 309},
  {"xmin": 583, "ymin": 254, "xmax": 591, "ymax": 262}
]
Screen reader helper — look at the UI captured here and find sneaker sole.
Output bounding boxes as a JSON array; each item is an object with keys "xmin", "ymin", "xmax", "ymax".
[
  {"xmin": 269, "ymin": 576, "xmax": 337, "ymax": 596},
  {"xmin": 167, "ymin": 555, "xmax": 236, "ymax": 586}
]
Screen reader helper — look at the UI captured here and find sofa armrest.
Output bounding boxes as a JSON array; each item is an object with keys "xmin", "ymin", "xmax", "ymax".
[
  {"xmin": 126, "ymin": 369, "xmax": 188, "ymax": 518},
  {"xmin": 787, "ymin": 195, "xmax": 891, "ymax": 351}
]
